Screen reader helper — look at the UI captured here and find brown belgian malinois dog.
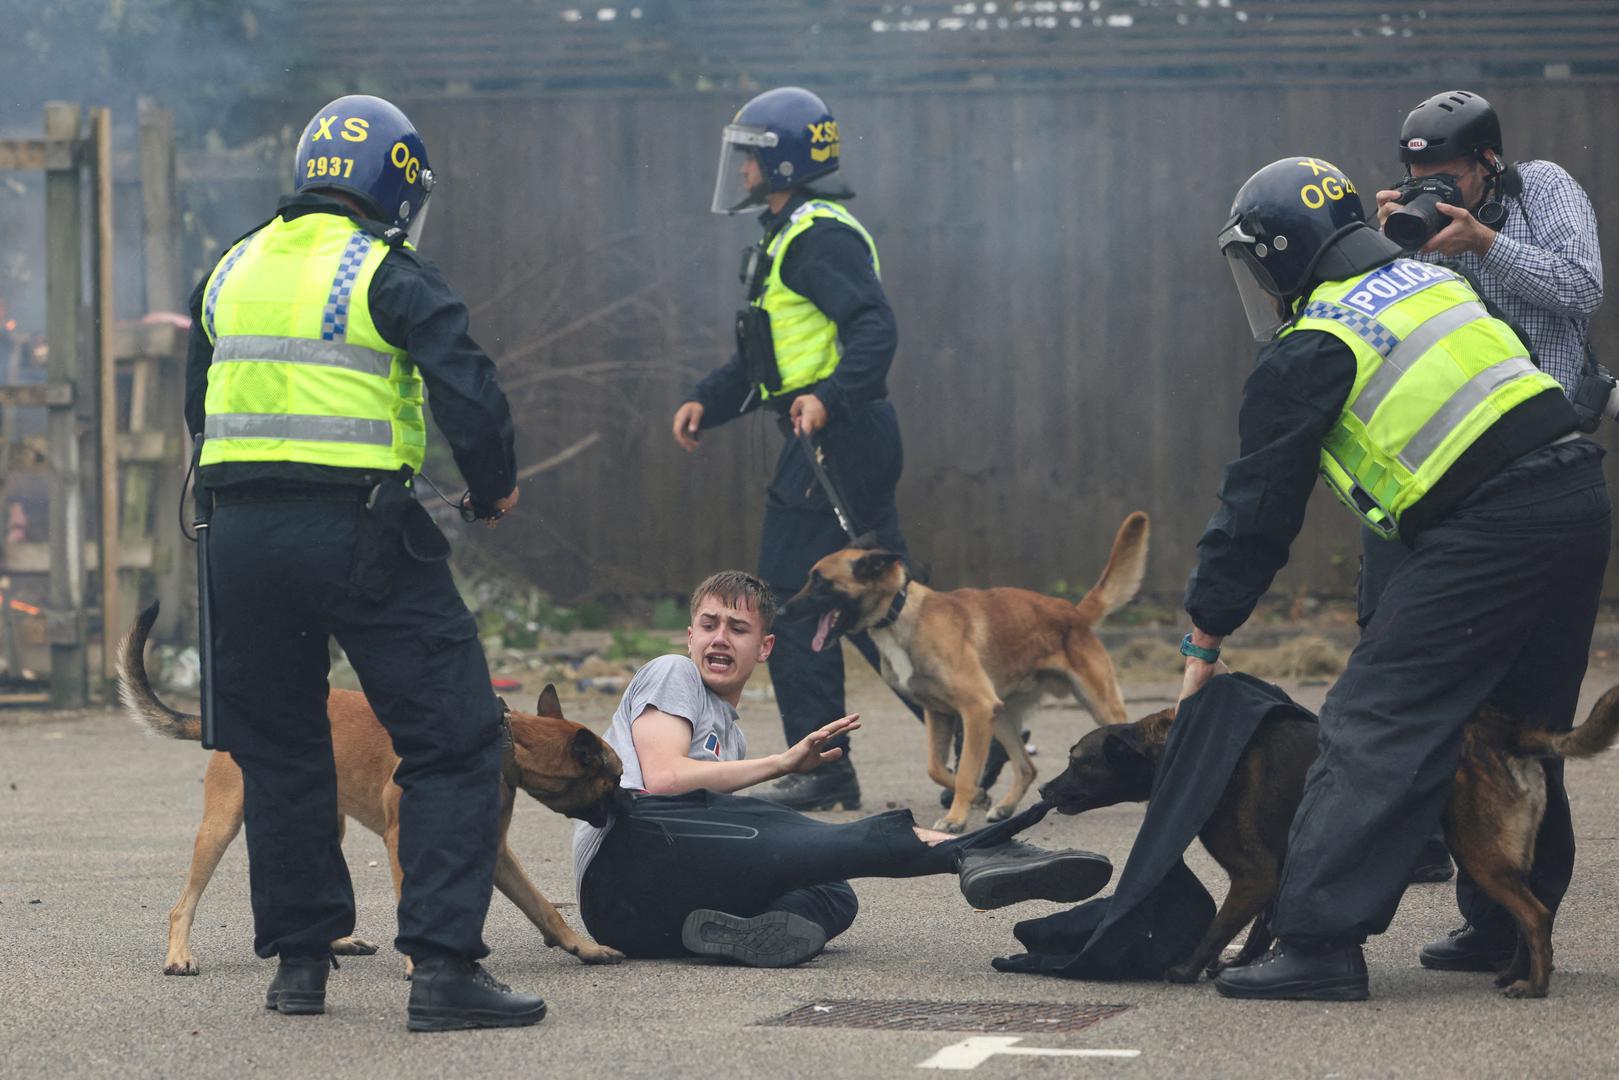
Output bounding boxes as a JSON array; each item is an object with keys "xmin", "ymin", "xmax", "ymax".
[
  {"xmin": 1040, "ymin": 684, "xmax": 1619, "ymax": 998},
  {"xmin": 116, "ymin": 602, "xmax": 628, "ymax": 975},
  {"xmin": 785, "ymin": 511, "xmax": 1149, "ymax": 833}
]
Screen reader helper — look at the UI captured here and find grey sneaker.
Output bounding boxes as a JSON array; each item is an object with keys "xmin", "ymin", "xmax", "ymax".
[
  {"xmin": 956, "ymin": 839, "xmax": 1113, "ymax": 910},
  {"xmin": 681, "ymin": 909, "xmax": 828, "ymax": 967}
]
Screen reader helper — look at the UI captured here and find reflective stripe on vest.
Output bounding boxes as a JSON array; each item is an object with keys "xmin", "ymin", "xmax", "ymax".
[
  {"xmin": 754, "ymin": 200, "xmax": 879, "ymax": 400},
  {"xmin": 1285, "ymin": 259, "xmax": 1560, "ymax": 538},
  {"xmin": 199, "ymin": 213, "xmax": 425, "ymax": 473}
]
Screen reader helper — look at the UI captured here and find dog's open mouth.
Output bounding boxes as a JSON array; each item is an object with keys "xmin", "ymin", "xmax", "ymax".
[{"xmin": 811, "ymin": 610, "xmax": 842, "ymax": 653}]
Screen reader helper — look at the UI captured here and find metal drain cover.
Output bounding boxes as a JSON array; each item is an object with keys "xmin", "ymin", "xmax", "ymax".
[{"xmin": 759, "ymin": 999, "xmax": 1130, "ymax": 1033}]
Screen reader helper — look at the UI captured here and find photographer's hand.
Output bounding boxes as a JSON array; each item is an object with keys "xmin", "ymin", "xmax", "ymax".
[
  {"xmin": 1423, "ymin": 202, "xmax": 1497, "ymax": 259},
  {"xmin": 1374, "ymin": 188, "xmax": 1401, "ymax": 228}
]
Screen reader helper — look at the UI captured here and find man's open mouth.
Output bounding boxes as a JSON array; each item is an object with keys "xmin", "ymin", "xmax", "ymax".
[{"xmin": 703, "ymin": 651, "xmax": 735, "ymax": 675}]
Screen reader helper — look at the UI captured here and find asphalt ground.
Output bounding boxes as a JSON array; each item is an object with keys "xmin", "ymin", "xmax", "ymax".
[{"xmin": 6, "ymin": 649, "xmax": 1619, "ymax": 1079}]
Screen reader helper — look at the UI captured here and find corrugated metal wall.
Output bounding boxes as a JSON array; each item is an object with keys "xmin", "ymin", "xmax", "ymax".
[{"xmin": 394, "ymin": 79, "xmax": 1619, "ymax": 602}]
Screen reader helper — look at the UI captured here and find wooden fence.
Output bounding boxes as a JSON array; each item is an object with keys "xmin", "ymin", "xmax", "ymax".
[{"xmin": 353, "ymin": 79, "xmax": 1619, "ymax": 602}]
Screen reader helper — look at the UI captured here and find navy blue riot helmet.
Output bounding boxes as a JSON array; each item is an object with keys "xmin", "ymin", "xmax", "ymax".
[
  {"xmin": 711, "ymin": 87, "xmax": 841, "ymax": 214},
  {"xmin": 1217, "ymin": 156, "xmax": 1371, "ymax": 340},
  {"xmin": 295, "ymin": 95, "xmax": 436, "ymax": 242}
]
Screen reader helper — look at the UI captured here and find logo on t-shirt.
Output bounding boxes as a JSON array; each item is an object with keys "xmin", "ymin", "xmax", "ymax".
[{"xmin": 702, "ymin": 732, "xmax": 721, "ymax": 758}]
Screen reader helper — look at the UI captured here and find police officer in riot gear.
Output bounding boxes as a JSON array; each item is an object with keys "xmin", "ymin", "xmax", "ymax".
[
  {"xmin": 673, "ymin": 87, "xmax": 920, "ymax": 811},
  {"xmin": 1177, "ymin": 157, "xmax": 1607, "ymax": 1000},
  {"xmin": 184, "ymin": 95, "xmax": 544, "ymax": 1030}
]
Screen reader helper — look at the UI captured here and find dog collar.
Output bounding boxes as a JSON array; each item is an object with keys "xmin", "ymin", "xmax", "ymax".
[
  {"xmin": 496, "ymin": 702, "xmax": 521, "ymax": 789},
  {"xmin": 871, "ymin": 581, "xmax": 909, "ymax": 631}
]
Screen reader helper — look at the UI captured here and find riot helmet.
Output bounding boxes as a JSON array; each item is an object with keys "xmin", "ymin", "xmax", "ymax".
[
  {"xmin": 711, "ymin": 87, "xmax": 841, "ymax": 214},
  {"xmin": 295, "ymin": 95, "xmax": 436, "ymax": 244},
  {"xmin": 1399, "ymin": 90, "xmax": 1503, "ymax": 167},
  {"xmin": 1217, "ymin": 157, "xmax": 1369, "ymax": 341}
]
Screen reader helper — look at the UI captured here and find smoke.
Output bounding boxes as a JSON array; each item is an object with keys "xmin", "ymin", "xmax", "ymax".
[{"xmin": 0, "ymin": 1, "xmax": 305, "ymax": 142}]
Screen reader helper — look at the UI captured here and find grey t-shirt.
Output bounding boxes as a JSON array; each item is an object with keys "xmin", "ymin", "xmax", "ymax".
[{"xmin": 571, "ymin": 654, "xmax": 748, "ymax": 891}]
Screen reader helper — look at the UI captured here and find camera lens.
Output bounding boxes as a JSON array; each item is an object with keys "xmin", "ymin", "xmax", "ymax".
[{"xmin": 1384, "ymin": 193, "xmax": 1445, "ymax": 250}]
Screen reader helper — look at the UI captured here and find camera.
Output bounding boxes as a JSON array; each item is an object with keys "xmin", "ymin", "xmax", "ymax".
[
  {"xmin": 1572, "ymin": 361, "xmax": 1619, "ymax": 433},
  {"xmin": 1383, "ymin": 173, "xmax": 1466, "ymax": 250}
]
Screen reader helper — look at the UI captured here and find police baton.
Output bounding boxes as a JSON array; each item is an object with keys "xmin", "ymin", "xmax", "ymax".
[
  {"xmin": 796, "ymin": 432, "xmax": 863, "ymax": 539},
  {"xmin": 188, "ymin": 438, "xmax": 218, "ymax": 750}
]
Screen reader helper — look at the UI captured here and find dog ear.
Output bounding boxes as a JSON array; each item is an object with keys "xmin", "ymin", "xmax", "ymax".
[
  {"xmin": 850, "ymin": 531, "xmax": 883, "ymax": 551},
  {"xmin": 535, "ymin": 683, "xmax": 563, "ymax": 719},
  {"xmin": 571, "ymin": 727, "xmax": 604, "ymax": 770},
  {"xmin": 1101, "ymin": 726, "xmax": 1156, "ymax": 771},
  {"xmin": 852, "ymin": 551, "xmax": 904, "ymax": 583}
]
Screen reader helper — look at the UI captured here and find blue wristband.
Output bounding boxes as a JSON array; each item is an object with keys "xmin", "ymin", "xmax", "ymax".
[{"xmin": 1181, "ymin": 633, "xmax": 1221, "ymax": 664}]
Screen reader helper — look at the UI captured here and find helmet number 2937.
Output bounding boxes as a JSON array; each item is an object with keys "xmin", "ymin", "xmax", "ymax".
[{"xmin": 306, "ymin": 155, "xmax": 354, "ymax": 180}]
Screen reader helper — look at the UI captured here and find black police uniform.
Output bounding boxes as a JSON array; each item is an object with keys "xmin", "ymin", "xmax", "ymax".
[
  {"xmin": 684, "ymin": 190, "xmax": 921, "ymax": 752},
  {"xmin": 184, "ymin": 193, "xmax": 517, "ymax": 963},
  {"xmin": 1185, "ymin": 327, "xmax": 1607, "ymax": 947}
]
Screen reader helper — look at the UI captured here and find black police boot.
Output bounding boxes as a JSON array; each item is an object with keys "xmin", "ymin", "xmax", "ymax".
[
  {"xmin": 1418, "ymin": 922, "xmax": 1516, "ymax": 972},
  {"xmin": 265, "ymin": 954, "xmax": 332, "ymax": 1016},
  {"xmin": 955, "ymin": 838, "xmax": 1113, "ymax": 910},
  {"xmin": 1214, "ymin": 941, "xmax": 1369, "ymax": 1001},
  {"xmin": 406, "ymin": 955, "xmax": 547, "ymax": 1033},
  {"xmin": 1408, "ymin": 836, "xmax": 1455, "ymax": 884},
  {"xmin": 681, "ymin": 909, "xmax": 828, "ymax": 968},
  {"xmin": 754, "ymin": 757, "xmax": 861, "ymax": 811}
]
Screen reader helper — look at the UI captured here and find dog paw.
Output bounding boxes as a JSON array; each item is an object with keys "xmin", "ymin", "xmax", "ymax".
[
  {"xmin": 971, "ymin": 789, "xmax": 991, "ymax": 810},
  {"xmin": 330, "ymin": 936, "xmax": 379, "ymax": 956},
  {"xmin": 931, "ymin": 816, "xmax": 968, "ymax": 834},
  {"xmin": 573, "ymin": 943, "xmax": 626, "ymax": 965},
  {"xmin": 1163, "ymin": 964, "xmax": 1201, "ymax": 984},
  {"xmin": 163, "ymin": 957, "xmax": 199, "ymax": 976},
  {"xmin": 1501, "ymin": 980, "xmax": 1547, "ymax": 999}
]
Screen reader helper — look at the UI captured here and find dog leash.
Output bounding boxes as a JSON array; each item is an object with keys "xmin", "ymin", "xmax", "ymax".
[{"xmin": 796, "ymin": 432, "xmax": 864, "ymax": 538}]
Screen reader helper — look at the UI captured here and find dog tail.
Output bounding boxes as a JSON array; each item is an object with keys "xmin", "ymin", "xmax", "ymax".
[
  {"xmin": 116, "ymin": 601, "xmax": 203, "ymax": 742},
  {"xmin": 1516, "ymin": 683, "xmax": 1619, "ymax": 760},
  {"xmin": 1075, "ymin": 511, "xmax": 1150, "ymax": 625}
]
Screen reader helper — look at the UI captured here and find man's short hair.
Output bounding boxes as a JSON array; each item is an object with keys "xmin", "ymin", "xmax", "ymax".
[{"xmin": 690, "ymin": 570, "xmax": 776, "ymax": 632}]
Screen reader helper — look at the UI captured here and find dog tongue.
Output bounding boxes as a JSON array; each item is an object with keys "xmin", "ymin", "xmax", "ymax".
[{"xmin": 812, "ymin": 611, "xmax": 837, "ymax": 653}]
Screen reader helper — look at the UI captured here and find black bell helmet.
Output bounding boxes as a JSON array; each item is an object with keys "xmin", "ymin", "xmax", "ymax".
[
  {"xmin": 1399, "ymin": 90, "xmax": 1503, "ymax": 166},
  {"xmin": 1217, "ymin": 156, "xmax": 1368, "ymax": 340}
]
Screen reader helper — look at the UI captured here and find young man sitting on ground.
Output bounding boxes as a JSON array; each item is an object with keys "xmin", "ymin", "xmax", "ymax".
[{"xmin": 572, "ymin": 570, "xmax": 1112, "ymax": 966}]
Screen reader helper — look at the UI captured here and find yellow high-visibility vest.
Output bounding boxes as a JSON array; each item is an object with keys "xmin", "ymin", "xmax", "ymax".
[
  {"xmin": 1284, "ymin": 258, "xmax": 1562, "ymax": 538},
  {"xmin": 755, "ymin": 200, "xmax": 879, "ymax": 400},
  {"xmin": 199, "ymin": 212, "xmax": 425, "ymax": 472}
]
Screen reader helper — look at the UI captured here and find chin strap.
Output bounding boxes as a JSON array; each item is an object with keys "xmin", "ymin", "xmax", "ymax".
[{"xmin": 870, "ymin": 577, "xmax": 910, "ymax": 631}]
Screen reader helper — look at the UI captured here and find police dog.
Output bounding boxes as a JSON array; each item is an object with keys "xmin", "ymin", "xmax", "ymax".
[
  {"xmin": 785, "ymin": 511, "xmax": 1149, "ymax": 833},
  {"xmin": 1040, "ymin": 685, "xmax": 1619, "ymax": 998},
  {"xmin": 116, "ymin": 602, "xmax": 628, "ymax": 975}
]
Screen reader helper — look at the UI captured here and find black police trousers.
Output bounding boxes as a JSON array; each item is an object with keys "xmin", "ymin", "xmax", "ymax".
[
  {"xmin": 1271, "ymin": 441, "xmax": 1609, "ymax": 946},
  {"xmin": 759, "ymin": 400, "xmax": 922, "ymax": 751},
  {"xmin": 207, "ymin": 487, "xmax": 503, "ymax": 962}
]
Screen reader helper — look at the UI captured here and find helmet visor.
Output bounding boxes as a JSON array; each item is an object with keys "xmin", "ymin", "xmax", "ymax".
[{"xmin": 711, "ymin": 124, "xmax": 777, "ymax": 215}]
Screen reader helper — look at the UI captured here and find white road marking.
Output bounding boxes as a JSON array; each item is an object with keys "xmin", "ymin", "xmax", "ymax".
[{"xmin": 917, "ymin": 1036, "xmax": 1141, "ymax": 1069}]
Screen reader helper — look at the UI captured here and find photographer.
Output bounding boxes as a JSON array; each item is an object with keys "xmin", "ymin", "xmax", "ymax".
[
  {"xmin": 1370, "ymin": 90, "xmax": 1605, "ymax": 976},
  {"xmin": 1376, "ymin": 90, "xmax": 1603, "ymax": 398}
]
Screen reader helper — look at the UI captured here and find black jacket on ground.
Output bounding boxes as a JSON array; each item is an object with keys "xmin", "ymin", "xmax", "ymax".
[
  {"xmin": 991, "ymin": 674, "xmax": 1314, "ymax": 981},
  {"xmin": 184, "ymin": 193, "xmax": 517, "ymax": 507}
]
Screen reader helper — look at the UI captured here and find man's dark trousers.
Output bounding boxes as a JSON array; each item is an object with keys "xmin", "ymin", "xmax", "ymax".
[
  {"xmin": 760, "ymin": 400, "xmax": 921, "ymax": 751},
  {"xmin": 1271, "ymin": 442, "xmax": 1608, "ymax": 945},
  {"xmin": 207, "ymin": 487, "xmax": 503, "ymax": 961}
]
